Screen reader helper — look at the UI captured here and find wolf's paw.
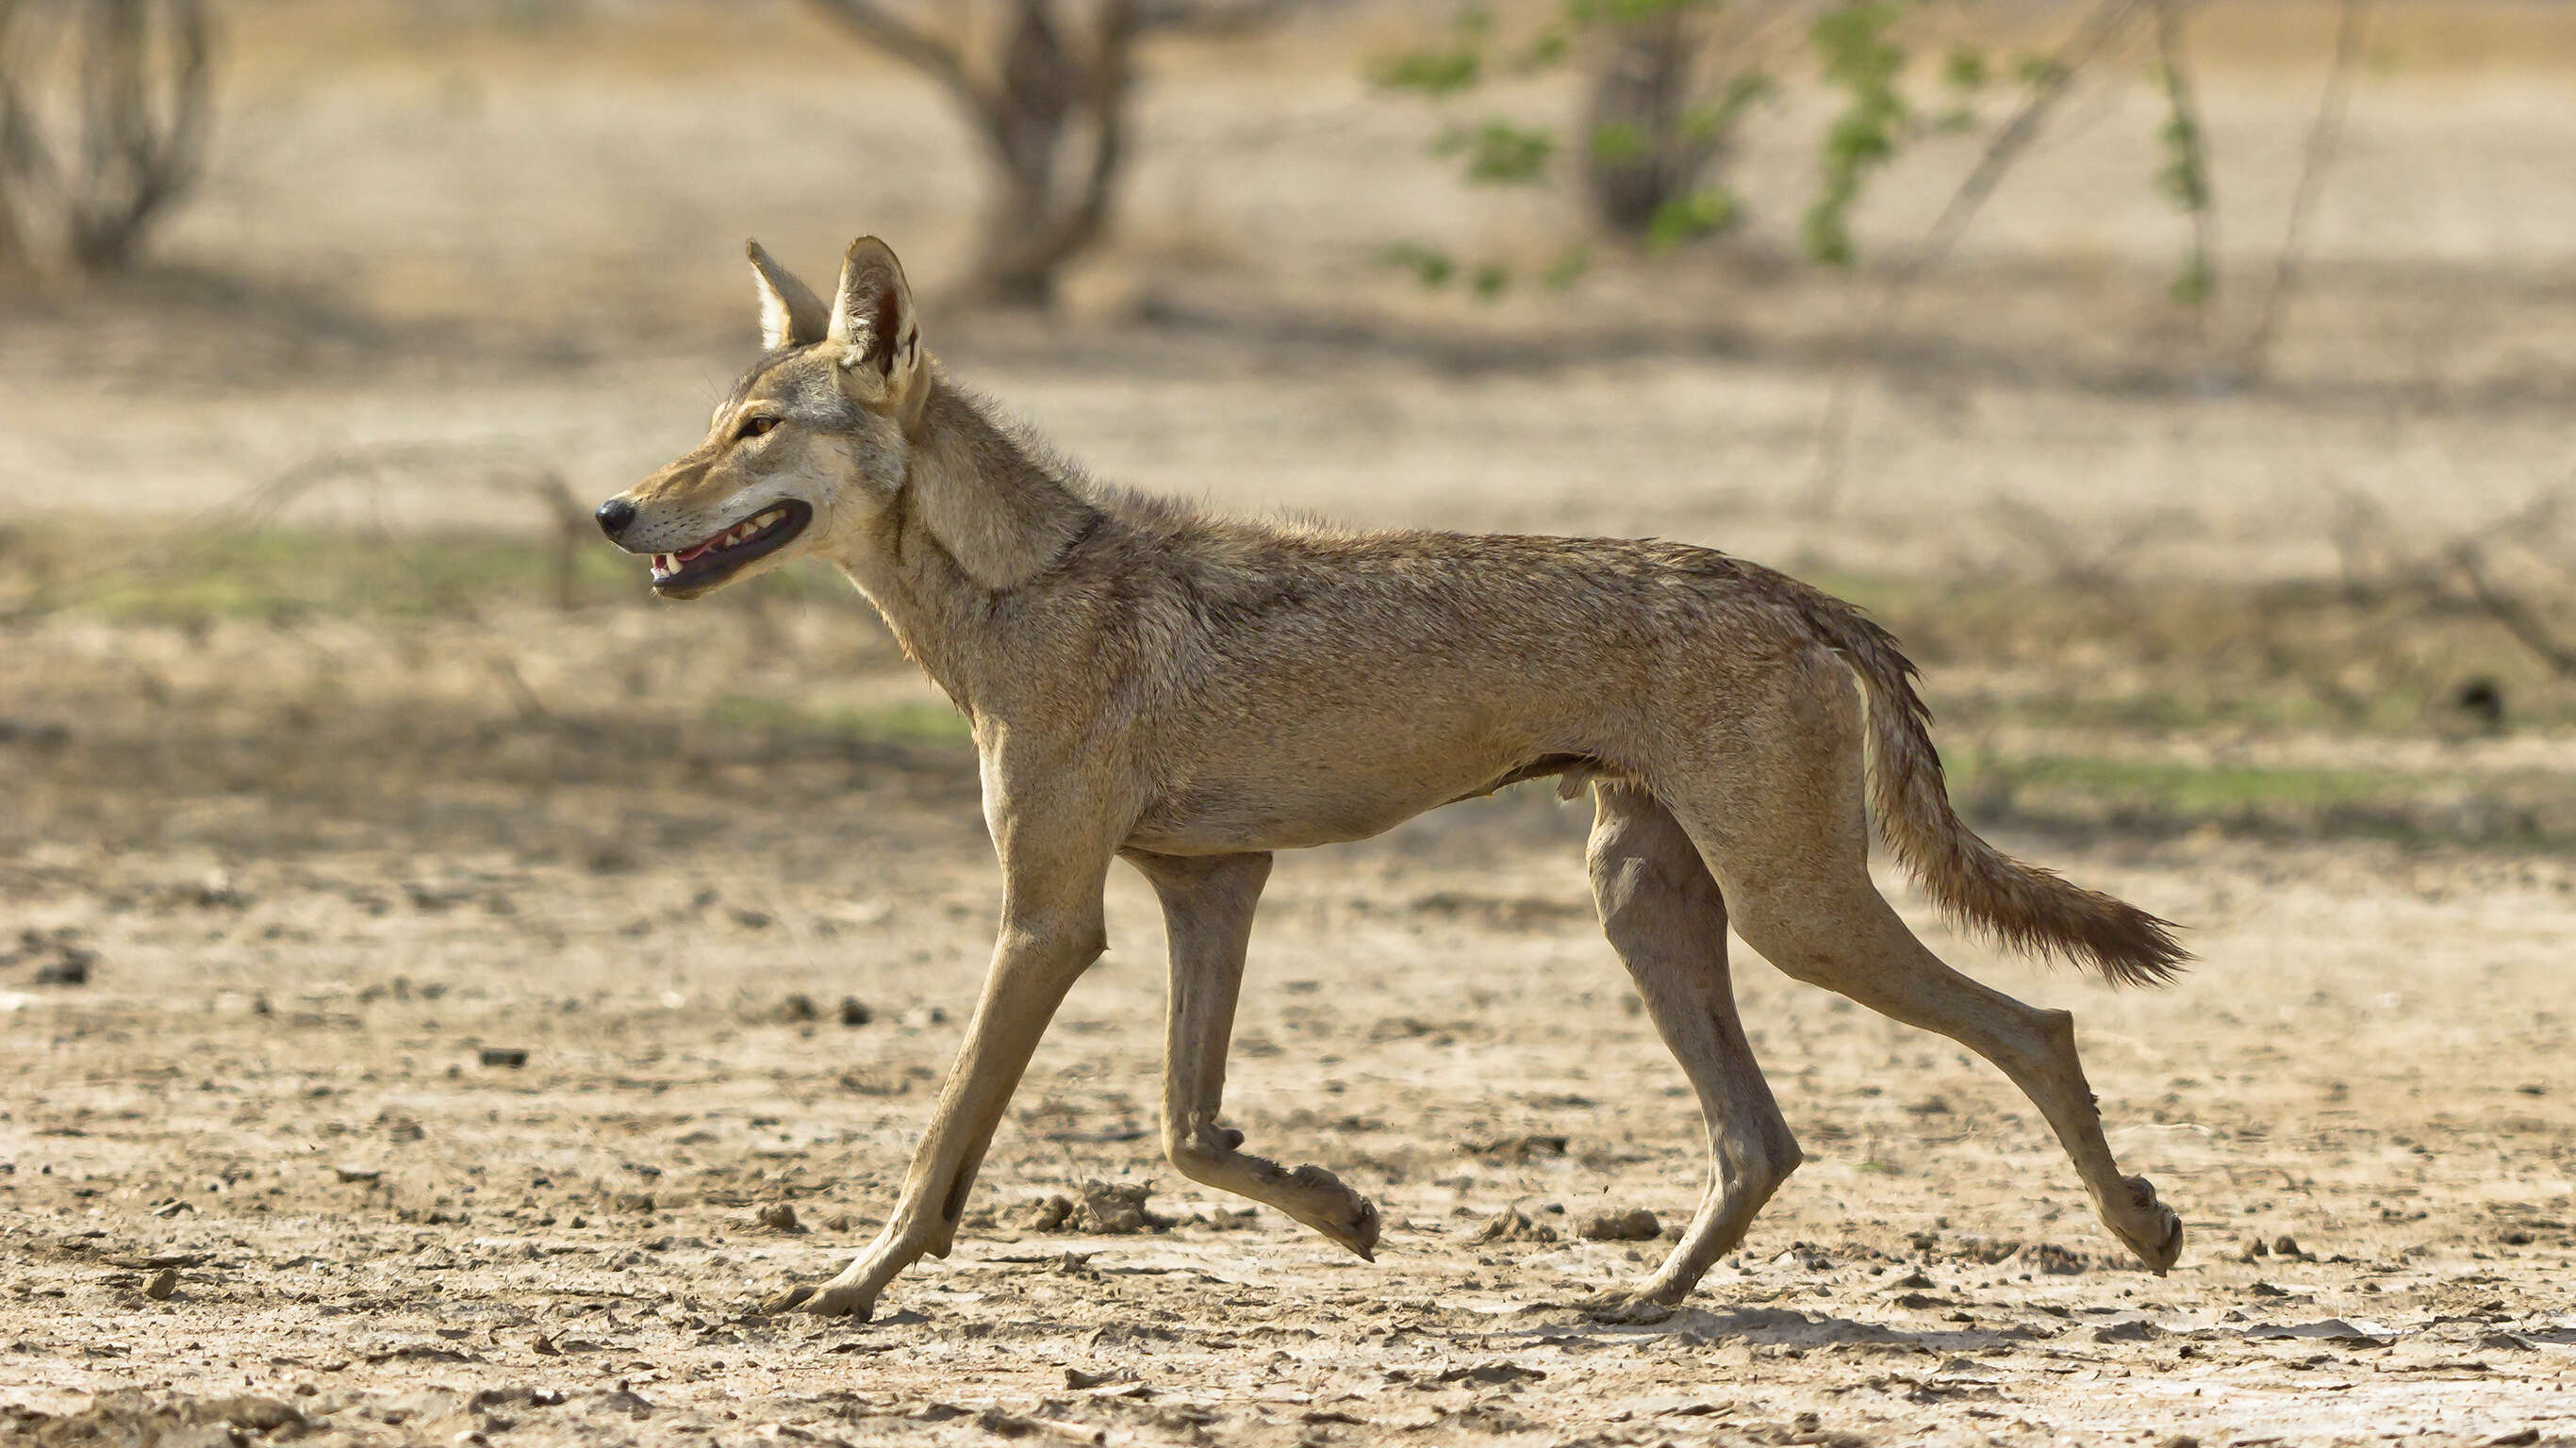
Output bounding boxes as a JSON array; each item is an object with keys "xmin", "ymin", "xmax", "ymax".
[
  {"xmin": 2110, "ymin": 1175, "xmax": 2184, "ymax": 1275},
  {"xmin": 1581, "ymin": 1290, "xmax": 1679, "ymax": 1326},
  {"xmin": 759, "ymin": 1280, "xmax": 877, "ymax": 1321},
  {"xmin": 1282, "ymin": 1165, "xmax": 1380, "ymax": 1260}
]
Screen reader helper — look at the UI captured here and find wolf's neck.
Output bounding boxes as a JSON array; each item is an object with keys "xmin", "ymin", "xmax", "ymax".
[{"xmin": 828, "ymin": 377, "xmax": 1099, "ymax": 716}]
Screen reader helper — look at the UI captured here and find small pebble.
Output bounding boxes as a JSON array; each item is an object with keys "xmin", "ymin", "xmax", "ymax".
[{"xmin": 144, "ymin": 1269, "xmax": 177, "ymax": 1300}]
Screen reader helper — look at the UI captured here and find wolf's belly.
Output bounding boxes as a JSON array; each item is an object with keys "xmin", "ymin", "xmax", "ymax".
[{"xmin": 1121, "ymin": 751, "xmax": 1598, "ymax": 856}]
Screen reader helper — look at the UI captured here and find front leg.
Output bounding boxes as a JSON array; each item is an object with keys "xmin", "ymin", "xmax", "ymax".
[
  {"xmin": 773, "ymin": 833, "xmax": 1114, "ymax": 1321},
  {"xmin": 1127, "ymin": 849, "xmax": 1380, "ymax": 1259}
]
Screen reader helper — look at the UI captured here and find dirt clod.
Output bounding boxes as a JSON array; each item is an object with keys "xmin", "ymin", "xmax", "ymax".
[
  {"xmin": 1577, "ymin": 1208, "xmax": 1660, "ymax": 1242},
  {"xmin": 5, "ymin": 927, "xmax": 96, "ymax": 986},
  {"xmin": 1463, "ymin": 1133, "xmax": 1568, "ymax": 1161},
  {"xmin": 754, "ymin": 1202, "xmax": 803, "ymax": 1233},
  {"xmin": 1069, "ymin": 1181, "xmax": 1167, "ymax": 1235},
  {"xmin": 839, "ymin": 996, "xmax": 873, "ymax": 1027},
  {"xmin": 143, "ymin": 1269, "xmax": 178, "ymax": 1300},
  {"xmin": 477, "ymin": 1047, "xmax": 528, "ymax": 1068},
  {"xmin": 2018, "ymin": 1242, "xmax": 2087, "ymax": 1275},
  {"xmin": 1473, "ymin": 1205, "xmax": 1560, "ymax": 1245},
  {"xmin": 1017, "ymin": 1194, "xmax": 1075, "ymax": 1231}
]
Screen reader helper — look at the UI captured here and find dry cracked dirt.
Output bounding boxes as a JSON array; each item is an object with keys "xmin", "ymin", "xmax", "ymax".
[{"xmin": 4, "ymin": 701, "xmax": 2573, "ymax": 1445}]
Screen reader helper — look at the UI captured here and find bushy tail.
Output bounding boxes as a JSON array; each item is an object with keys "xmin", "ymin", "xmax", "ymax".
[{"xmin": 1797, "ymin": 591, "xmax": 2188, "ymax": 988}]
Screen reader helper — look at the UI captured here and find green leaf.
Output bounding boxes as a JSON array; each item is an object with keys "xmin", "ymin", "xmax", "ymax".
[
  {"xmin": 1681, "ymin": 72, "xmax": 1774, "ymax": 144},
  {"xmin": 1589, "ymin": 121, "xmax": 1646, "ymax": 164},
  {"xmin": 2014, "ymin": 52, "xmax": 2066, "ymax": 89},
  {"xmin": 1801, "ymin": 204, "xmax": 1855, "ymax": 268},
  {"xmin": 1440, "ymin": 120, "xmax": 1554, "ymax": 185},
  {"xmin": 1377, "ymin": 242, "xmax": 1456, "ymax": 288},
  {"xmin": 1645, "ymin": 189, "xmax": 1740, "ymax": 250},
  {"xmin": 2169, "ymin": 256, "xmax": 2211, "ymax": 308},
  {"xmin": 1372, "ymin": 45, "xmax": 1482, "ymax": 96},
  {"xmin": 1517, "ymin": 25, "xmax": 1571, "ymax": 70},
  {"xmin": 1541, "ymin": 245, "xmax": 1592, "ymax": 289},
  {"xmin": 1805, "ymin": 0, "xmax": 1908, "ymax": 268}
]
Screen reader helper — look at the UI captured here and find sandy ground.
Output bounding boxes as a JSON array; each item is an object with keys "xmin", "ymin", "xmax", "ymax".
[
  {"xmin": 5, "ymin": 3, "xmax": 2576, "ymax": 1443},
  {"xmin": 3, "ymin": 683, "xmax": 2574, "ymax": 1445}
]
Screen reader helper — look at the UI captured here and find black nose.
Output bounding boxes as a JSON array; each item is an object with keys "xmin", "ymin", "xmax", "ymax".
[{"xmin": 595, "ymin": 497, "xmax": 636, "ymax": 539}]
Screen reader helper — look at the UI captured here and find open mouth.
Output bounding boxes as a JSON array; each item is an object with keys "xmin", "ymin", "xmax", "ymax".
[{"xmin": 649, "ymin": 501, "xmax": 812, "ymax": 593}]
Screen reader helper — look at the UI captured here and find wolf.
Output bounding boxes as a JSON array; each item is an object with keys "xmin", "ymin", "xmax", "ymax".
[{"xmin": 593, "ymin": 236, "xmax": 2189, "ymax": 1322}]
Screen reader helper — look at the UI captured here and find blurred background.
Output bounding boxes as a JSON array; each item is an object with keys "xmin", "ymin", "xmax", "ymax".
[
  {"xmin": 6, "ymin": 0, "xmax": 2576, "ymax": 856},
  {"xmin": 4, "ymin": 4, "xmax": 2575, "ymax": 1438}
]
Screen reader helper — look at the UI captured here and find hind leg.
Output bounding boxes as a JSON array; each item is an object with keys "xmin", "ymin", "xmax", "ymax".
[
  {"xmin": 1587, "ymin": 781, "xmax": 1803, "ymax": 1312},
  {"xmin": 1744, "ymin": 888, "xmax": 2183, "ymax": 1271},
  {"xmin": 1666, "ymin": 666, "xmax": 2183, "ymax": 1272}
]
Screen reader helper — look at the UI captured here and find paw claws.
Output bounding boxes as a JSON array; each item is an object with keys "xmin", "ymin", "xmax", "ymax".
[
  {"xmin": 1346, "ymin": 1199, "xmax": 1381, "ymax": 1260},
  {"xmin": 759, "ymin": 1283, "xmax": 817, "ymax": 1316},
  {"xmin": 2115, "ymin": 1176, "xmax": 2186, "ymax": 1274},
  {"xmin": 762, "ymin": 1281, "xmax": 876, "ymax": 1320},
  {"xmin": 1583, "ymin": 1292, "xmax": 1677, "ymax": 1325}
]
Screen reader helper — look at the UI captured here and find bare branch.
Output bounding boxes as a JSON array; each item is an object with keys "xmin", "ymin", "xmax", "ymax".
[
  {"xmin": 2150, "ymin": 0, "xmax": 2218, "ymax": 330},
  {"xmin": 981, "ymin": 0, "xmax": 1137, "ymax": 297},
  {"xmin": 2451, "ymin": 541, "xmax": 2576, "ymax": 681},
  {"xmin": 2238, "ymin": 0, "xmax": 2368, "ymax": 374},
  {"xmin": 802, "ymin": 0, "xmax": 991, "ymax": 113},
  {"xmin": 1136, "ymin": 0, "xmax": 1318, "ymax": 36},
  {"xmin": 1808, "ymin": 0, "xmax": 2149, "ymax": 512}
]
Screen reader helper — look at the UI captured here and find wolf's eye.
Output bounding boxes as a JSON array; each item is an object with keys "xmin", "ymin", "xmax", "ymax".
[{"xmin": 736, "ymin": 415, "xmax": 781, "ymax": 441}]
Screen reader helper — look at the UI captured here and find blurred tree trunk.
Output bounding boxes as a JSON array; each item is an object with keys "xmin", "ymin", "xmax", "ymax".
[
  {"xmin": 972, "ymin": 0, "xmax": 1136, "ymax": 309},
  {"xmin": 1576, "ymin": 2, "xmax": 1768, "ymax": 246},
  {"xmin": 0, "ymin": 0, "xmax": 212, "ymax": 281},
  {"xmin": 1581, "ymin": 8, "xmax": 1707, "ymax": 237},
  {"xmin": 65, "ymin": 0, "xmax": 211, "ymax": 272},
  {"xmin": 0, "ymin": 0, "xmax": 33, "ymax": 281},
  {"xmin": 805, "ymin": 0, "xmax": 1304, "ymax": 310}
]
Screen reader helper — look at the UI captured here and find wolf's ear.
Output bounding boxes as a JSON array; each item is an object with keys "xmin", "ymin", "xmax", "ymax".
[
  {"xmin": 828, "ymin": 236, "xmax": 928, "ymax": 435},
  {"xmin": 748, "ymin": 239, "xmax": 829, "ymax": 351}
]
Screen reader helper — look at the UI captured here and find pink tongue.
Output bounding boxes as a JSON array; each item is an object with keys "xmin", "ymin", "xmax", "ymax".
[{"xmin": 675, "ymin": 536, "xmax": 718, "ymax": 564}]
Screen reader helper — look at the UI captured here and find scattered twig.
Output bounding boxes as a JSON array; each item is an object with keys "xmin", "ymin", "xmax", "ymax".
[
  {"xmin": 1985, "ymin": 494, "xmax": 2189, "ymax": 591},
  {"xmin": 529, "ymin": 471, "xmax": 590, "ymax": 614},
  {"xmin": 2450, "ymin": 541, "xmax": 2576, "ymax": 682}
]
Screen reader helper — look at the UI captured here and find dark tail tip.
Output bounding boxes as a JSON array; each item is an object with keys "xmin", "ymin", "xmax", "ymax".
[{"xmin": 2074, "ymin": 899, "xmax": 2191, "ymax": 989}]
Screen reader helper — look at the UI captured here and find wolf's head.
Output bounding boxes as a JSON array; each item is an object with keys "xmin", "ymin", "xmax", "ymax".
[{"xmin": 595, "ymin": 237, "xmax": 929, "ymax": 601}]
